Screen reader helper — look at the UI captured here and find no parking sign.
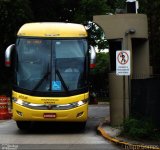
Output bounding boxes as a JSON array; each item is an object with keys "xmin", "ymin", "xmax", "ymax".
[{"xmin": 116, "ymin": 50, "xmax": 130, "ymax": 76}]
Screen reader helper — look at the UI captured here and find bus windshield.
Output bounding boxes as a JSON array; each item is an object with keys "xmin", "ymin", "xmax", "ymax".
[{"xmin": 15, "ymin": 38, "xmax": 88, "ymax": 93}]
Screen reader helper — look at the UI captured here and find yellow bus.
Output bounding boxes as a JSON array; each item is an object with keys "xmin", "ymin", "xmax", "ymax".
[{"xmin": 5, "ymin": 22, "xmax": 96, "ymax": 130}]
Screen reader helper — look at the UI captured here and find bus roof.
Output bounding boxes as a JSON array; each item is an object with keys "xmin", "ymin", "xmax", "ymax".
[{"xmin": 17, "ymin": 22, "xmax": 88, "ymax": 38}]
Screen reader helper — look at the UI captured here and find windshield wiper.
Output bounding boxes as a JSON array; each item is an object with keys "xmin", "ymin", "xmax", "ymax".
[
  {"xmin": 32, "ymin": 68, "xmax": 69, "ymax": 94},
  {"xmin": 56, "ymin": 69, "xmax": 69, "ymax": 94},
  {"xmin": 32, "ymin": 64, "xmax": 50, "ymax": 91},
  {"xmin": 32, "ymin": 71, "xmax": 51, "ymax": 91}
]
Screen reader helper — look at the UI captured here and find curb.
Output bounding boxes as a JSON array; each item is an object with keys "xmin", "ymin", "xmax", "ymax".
[
  {"xmin": 97, "ymin": 120, "xmax": 160, "ymax": 150},
  {"xmin": 98, "ymin": 102, "xmax": 110, "ymax": 105}
]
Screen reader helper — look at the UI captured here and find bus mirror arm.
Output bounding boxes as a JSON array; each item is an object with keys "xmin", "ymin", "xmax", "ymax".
[
  {"xmin": 89, "ymin": 46, "xmax": 96, "ymax": 69},
  {"xmin": 5, "ymin": 44, "xmax": 15, "ymax": 67}
]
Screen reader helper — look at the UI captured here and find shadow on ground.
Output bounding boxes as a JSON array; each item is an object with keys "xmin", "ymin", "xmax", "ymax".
[{"xmin": 17, "ymin": 121, "xmax": 87, "ymax": 134}]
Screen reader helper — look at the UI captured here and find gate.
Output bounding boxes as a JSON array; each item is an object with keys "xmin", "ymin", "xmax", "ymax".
[{"xmin": 131, "ymin": 77, "xmax": 160, "ymax": 126}]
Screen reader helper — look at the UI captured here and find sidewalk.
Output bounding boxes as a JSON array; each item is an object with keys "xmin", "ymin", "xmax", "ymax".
[
  {"xmin": 97, "ymin": 119, "xmax": 160, "ymax": 150},
  {"xmin": 0, "ymin": 119, "xmax": 11, "ymax": 123}
]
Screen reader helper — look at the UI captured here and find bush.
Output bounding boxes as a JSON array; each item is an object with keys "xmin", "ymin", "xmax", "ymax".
[{"xmin": 122, "ymin": 117, "xmax": 160, "ymax": 140}]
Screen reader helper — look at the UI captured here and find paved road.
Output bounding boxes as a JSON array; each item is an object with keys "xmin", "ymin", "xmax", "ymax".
[{"xmin": 0, "ymin": 105, "xmax": 121, "ymax": 150}]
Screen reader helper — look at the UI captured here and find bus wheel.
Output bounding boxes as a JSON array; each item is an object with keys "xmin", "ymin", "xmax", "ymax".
[{"xmin": 16, "ymin": 121, "xmax": 31, "ymax": 130}]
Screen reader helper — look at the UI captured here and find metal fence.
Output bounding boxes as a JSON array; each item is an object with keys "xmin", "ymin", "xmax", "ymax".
[
  {"xmin": 131, "ymin": 76, "xmax": 160, "ymax": 127},
  {"xmin": 95, "ymin": 90, "xmax": 109, "ymax": 102}
]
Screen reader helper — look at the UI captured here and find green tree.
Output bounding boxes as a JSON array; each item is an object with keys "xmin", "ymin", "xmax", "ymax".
[
  {"xmin": 90, "ymin": 52, "xmax": 110, "ymax": 96},
  {"xmin": 106, "ymin": 0, "xmax": 126, "ymax": 13},
  {"xmin": 0, "ymin": 0, "xmax": 33, "ymax": 88},
  {"xmin": 73, "ymin": 0, "xmax": 110, "ymax": 23},
  {"xmin": 0, "ymin": 0, "xmax": 33, "ymax": 48},
  {"xmin": 29, "ymin": 0, "xmax": 80, "ymax": 22},
  {"xmin": 92, "ymin": 52, "xmax": 110, "ymax": 74},
  {"xmin": 86, "ymin": 22, "xmax": 108, "ymax": 51},
  {"xmin": 139, "ymin": 0, "xmax": 160, "ymax": 74},
  {"xmin": 73, "ymin": 0, "xmax": 109, "ymax": 50}
]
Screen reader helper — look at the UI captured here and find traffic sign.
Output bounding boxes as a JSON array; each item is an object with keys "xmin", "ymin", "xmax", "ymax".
[{"xmin": 116, "ymin": 50, "xmax": 130, "ymax": 76}]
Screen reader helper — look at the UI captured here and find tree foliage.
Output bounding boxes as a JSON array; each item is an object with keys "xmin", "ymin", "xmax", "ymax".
[
  {"xmin": 106, "ymin": 0, "xmax": 126, "ymax": 13},
  {"xmin": 90, "ymin": 52, "xmax": 110, "ymax": 95},
  {"xmin": 0, "ymin": 0, "xmax": 33, "ymax": 48},
  {"xmin": 91, "ymin": 52, "xmax": 110, "ymax": 74},
  {"xmin": 73, "ymin": 0, "xmax": 110, "ymax": 23},
  {"xmin": 138, "ymin": 0, "xmax": 160, "ymax": 73},
  {"xmin": 0, "ymin": 0, "xmax": 33, "ymax": 86}
]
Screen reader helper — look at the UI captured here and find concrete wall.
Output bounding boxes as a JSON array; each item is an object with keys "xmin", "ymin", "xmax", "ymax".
[
  {"xmin": 94, "ymin": 14, "xmax": 150, "ymax": 126},
  {"xmin": 109, "ymin": 73, "xmax": 123, "ymax": 125},
  {"xmin": 132, "ymin": 39, "xmax": 150, "ymax": 78},
  {"xmin": 94, "ymin": 14, "xmax": 148, "ymax": 39}
]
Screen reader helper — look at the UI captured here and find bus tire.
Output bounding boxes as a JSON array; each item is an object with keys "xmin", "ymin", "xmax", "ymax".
[{"xmin": 16, "ymin": 121, "xmax": 31, "ymax": 130}]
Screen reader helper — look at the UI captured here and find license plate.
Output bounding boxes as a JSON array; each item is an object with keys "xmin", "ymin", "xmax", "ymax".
[{"xmin": 43, "ymin": 113, "xmax": 56, "ymax": 118}]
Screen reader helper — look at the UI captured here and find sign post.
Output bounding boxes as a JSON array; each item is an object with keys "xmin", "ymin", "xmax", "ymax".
[
  {"xmin": 116, "ymin": 50, "xmax": 130, "ymax": 76},
  {"xmin": 116, "ymin": 50, "xmax": 130, "ymax": 119}
]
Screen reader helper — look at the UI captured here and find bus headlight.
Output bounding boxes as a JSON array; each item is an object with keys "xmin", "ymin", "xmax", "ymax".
[
  {"xmin": 71, "ymin": 99, "xmax": 88, "ymax": 107},
  {"xmin": 13, "ymin": 98, "xmax": 30, "ymax": 106}
]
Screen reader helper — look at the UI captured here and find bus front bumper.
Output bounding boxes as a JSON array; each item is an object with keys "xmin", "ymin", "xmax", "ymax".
[{"xmin": 12, "ymin": 102, "xmax": 88, "ymax": 122}]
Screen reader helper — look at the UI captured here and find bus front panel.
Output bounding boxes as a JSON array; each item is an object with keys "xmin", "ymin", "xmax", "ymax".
[{"xmin": 12, "ymin": 91, "xmax": 89, "ymax": 122}]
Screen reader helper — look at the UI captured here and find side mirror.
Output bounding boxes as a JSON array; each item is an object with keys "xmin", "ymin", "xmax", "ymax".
[
  {"xmin": 5, "ymin": 44, "xmax": 15, "ymax": 67},
  {"xmin": 89, "ymin": 46, "xmax": 96, "ymax": 69}
]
